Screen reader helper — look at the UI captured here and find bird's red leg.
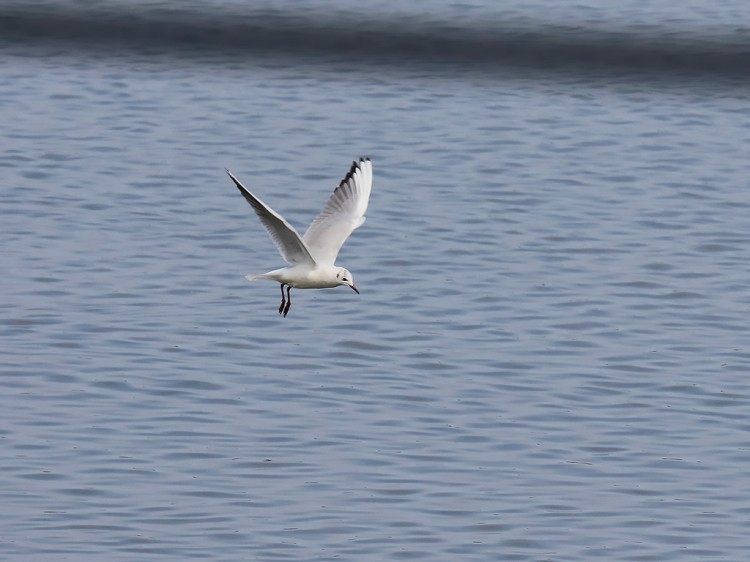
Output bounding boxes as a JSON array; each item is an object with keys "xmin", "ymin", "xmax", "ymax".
[
  {"xmin": 278, "ymin": 283, "xmax": 286, "ymax": 315},
  {"xmin": 283, "ymin": 285, "xmax": 292, "ymax": 317}
]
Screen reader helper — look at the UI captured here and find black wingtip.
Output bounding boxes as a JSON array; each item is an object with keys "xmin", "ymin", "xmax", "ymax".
[
  {"xmin": 345, "ymin": 156, "xmax": 371, "ymax": 178},
  {"xmin": 336, "ymin": 157, "xmax": 370, "ymax": 189},
  {"xmin": 225, "ymin": 168, "xmax": 242, "ymax": 187},
  {"xmin": 225, "ymin": 169, "xmax": 252, "ymax": 201}
]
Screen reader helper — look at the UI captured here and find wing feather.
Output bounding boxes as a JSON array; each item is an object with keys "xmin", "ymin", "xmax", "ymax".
[
  {"xmin": 226, "ymin": 169, "xmax": 316, "ymax": 266},
  {"xmin": 302, "ymin": 158, "xmax": 372, "ymax": 265}
]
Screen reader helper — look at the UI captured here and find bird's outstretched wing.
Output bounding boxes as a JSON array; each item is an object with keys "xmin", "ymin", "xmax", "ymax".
[
  {"xmin": 302, "ymin": 158, "xmax": 372, "ymax": 265},
  {"xmin": 226, "ymin": 170, "xmax": 316, "ymax": 266}
]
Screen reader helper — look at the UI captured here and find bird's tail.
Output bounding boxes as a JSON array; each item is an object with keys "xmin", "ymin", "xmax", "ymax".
[
  {"xmin": 246, "ymin": 273, "xmax": 272, "ymax": 281},
  {"xmin": 247, "ymin": 268, "xmax": 286, "ymax": 282}
]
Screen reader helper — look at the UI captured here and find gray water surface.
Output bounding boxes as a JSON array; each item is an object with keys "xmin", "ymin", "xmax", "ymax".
[{"xmin": 2, "ymin": 2, "xmax": 750, "ymax": 561}]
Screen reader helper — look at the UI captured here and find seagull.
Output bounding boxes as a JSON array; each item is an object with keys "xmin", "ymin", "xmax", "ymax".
[{"xmin": 226, "ymin": 157, "xmax": 372, "ymax": 317}]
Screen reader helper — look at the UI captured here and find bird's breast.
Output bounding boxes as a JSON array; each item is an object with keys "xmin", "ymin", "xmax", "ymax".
[{"xmin": 285, "ymin": 266, "xmax": 340, "ymax": 289}]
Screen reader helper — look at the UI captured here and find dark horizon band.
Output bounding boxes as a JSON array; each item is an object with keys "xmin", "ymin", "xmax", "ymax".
[{"xmin": 0, "ymin": 4, "xmax": 748, "ymax": 83}]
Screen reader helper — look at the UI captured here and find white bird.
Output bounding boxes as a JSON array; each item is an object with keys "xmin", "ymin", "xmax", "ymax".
[{"xmin": 226, "ymin": 157, "xmax": 372, "ymax": 317}]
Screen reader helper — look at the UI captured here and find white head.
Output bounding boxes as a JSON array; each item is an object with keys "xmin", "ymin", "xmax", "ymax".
[{"xmin": 336, "ymin": 267, "xmax": 359, "ymax": 294}]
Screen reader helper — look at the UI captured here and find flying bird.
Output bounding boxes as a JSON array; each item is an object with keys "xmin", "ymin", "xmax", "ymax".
[{"xmin": 226, "ymin": 157, "xmax": 372, "ymax": 317}]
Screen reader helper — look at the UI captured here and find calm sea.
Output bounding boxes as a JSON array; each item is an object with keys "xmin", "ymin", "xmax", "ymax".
[{"xmin": 2, "ymin": 1, "xmax": 749, "ymax": 560}]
